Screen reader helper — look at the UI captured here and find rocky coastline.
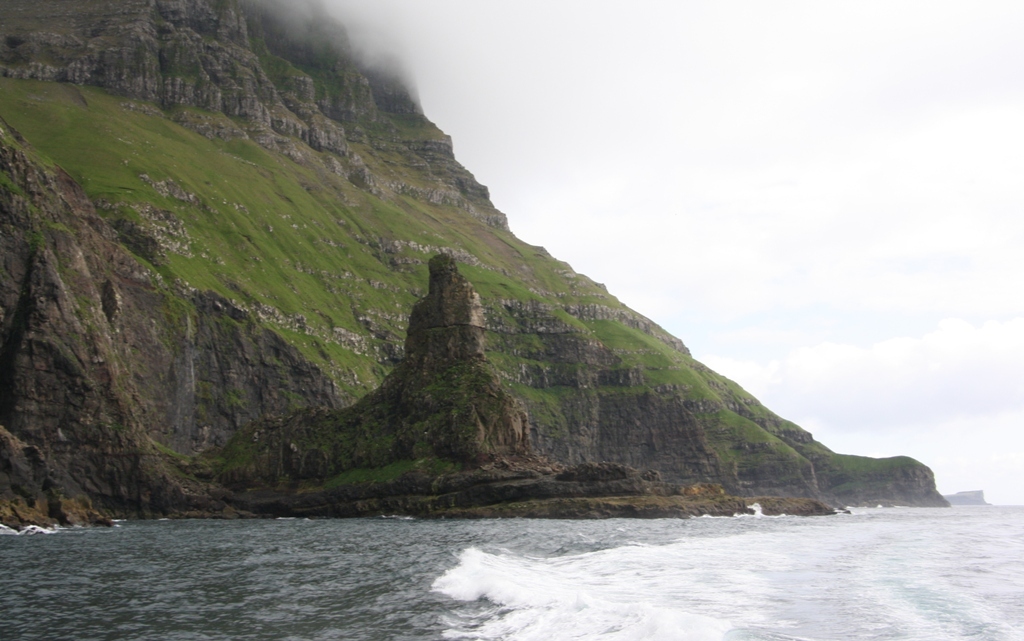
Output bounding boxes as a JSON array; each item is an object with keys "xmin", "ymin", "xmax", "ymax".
[
  {"xmin": 221, "ymin": 460, "xmax": 836, "ymax": 521},
  {"xmin": 2, "ymin": 256, "xmax": 835, "ymax": 531},
  {"xmin": 1, "ymin": 457, "xmax": 835, "ymax": 531}
]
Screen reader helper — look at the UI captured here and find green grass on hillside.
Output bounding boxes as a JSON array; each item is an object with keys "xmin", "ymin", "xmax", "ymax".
[
  {"xmin": 0, "ymin": 78, "xmax": 619, "ymax": 394},
  {"xmin": 831, "ymin": 454, "xmax": 922, "ymax": 475},
  {"xmin": 0, "ymin": 76, "xmax": 847, "ymax": 482},
  {"xmin": 322, "ymin": 458, "xmax": 459, "ymax": 489}
]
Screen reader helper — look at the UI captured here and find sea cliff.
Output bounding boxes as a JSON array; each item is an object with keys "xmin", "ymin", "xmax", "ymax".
[{"xmin": 0, "ymin": 0, "xmax": 947, "ymax": 528}]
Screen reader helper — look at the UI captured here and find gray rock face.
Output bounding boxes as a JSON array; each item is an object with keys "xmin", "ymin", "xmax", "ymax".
[
  {"xmin": 812, "ymin": 455, "xmax": 949, "ymax": 508},
  {"xmin": 405, "ymin": 254, "xmax": 487, "ymax": 365},
  {"xmin": 0, "ymin": 425, "xmax": 112, "ymax": 528},
  {"xmin": 159, "ymin": 290, "xmax": 344, "ymax": 453},
  {"xmin": 485, "ymin": 297, "xmax": 948, "ymax": 507},
  {"xmin": 1, "ymin": 0, "xmax": 260, "ymax": 117}
]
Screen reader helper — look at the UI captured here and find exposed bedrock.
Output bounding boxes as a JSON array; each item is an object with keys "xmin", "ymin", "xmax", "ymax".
[
  {"xmin": 220, "ymin": 255, "xmax": 531, "ymax": 487},
  {"xmin": 229, "ymin": 460, "xmax": 836, "ymax": 520},
  {"xmin": 0, "ymin": 120, "xmax": 341, "ymax": 523}
]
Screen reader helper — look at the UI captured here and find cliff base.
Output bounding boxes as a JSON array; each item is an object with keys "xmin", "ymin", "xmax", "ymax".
[{"xmin": 226, "ymin": 460, "xmax": 835, "ymax": 519}]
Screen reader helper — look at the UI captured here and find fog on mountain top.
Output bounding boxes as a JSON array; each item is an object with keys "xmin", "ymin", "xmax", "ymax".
[{"xmin": 249, "ymin": 0, "xmax": 420, "ymax": 106}]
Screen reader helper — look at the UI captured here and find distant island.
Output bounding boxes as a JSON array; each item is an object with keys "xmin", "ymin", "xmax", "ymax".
[{"xmin": 943, "ymin": 491, "xmax": 991, "ymax": 506}]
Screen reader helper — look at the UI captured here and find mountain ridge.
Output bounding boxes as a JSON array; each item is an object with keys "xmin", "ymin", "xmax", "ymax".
[{"xmin": 0, "ymin": 0, "xmax": 947, "ymax": 526}]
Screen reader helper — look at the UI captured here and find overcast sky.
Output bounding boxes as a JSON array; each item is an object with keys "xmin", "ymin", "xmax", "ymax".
[{"xmin": 324, "ymin": 1, "xmax": 1024, "ymax": 504}]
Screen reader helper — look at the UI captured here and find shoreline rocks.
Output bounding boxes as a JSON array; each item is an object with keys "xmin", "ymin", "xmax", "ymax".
[{"xmin": 226, "ymin": 459, "xmax": 837, "ymax": 520}]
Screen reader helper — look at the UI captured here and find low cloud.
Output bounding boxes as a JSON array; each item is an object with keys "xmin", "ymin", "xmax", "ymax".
[
  {"xmin": 702, "ymin": 318, "xmax": 1024, "ymax": 431},
  {"xmin": 702, "ymin": 318, "xmax": 1024, "ymax": 503},
  {"xmin": 250, "ymin": 0, "xmax": 419, "ymax": 103}
]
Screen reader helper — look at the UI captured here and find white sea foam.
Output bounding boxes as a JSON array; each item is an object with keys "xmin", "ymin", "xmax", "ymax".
[
  {"xmin": 5, "ymin": 524, "xmax": 60, "ymax": 536},
  {"xmin": 3, "ymin": 507, "xmax": 1022, "ymax": 639},
  {"xmin": 433, "ymin": 546, "xmax": 734, "ymax": 640},
  {"xmin": 433, "ymin": 507, "xmax": 1024, "ymax": 640},
  {"xmin": 732, "ymin": 503, "xmax": 789, "ymax": 520},
  {"xmin": 0, "ymin": 524, "xmax": 18, "ymax": 535}
]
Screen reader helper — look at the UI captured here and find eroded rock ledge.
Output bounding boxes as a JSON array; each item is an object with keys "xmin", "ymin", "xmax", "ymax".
[{"xmin": 226, "ymin": 460, "xmax": 835, "ymax": 520}]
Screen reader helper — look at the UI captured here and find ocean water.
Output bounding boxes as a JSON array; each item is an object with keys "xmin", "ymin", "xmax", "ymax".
[{"xmin": 2, "ymin": 507, "xmax": 1022, "ymax": 640}]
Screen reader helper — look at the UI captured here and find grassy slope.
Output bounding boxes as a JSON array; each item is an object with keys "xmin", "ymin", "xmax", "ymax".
[{"xmin": 0, "ymin": 76, "xmax": 908, "ymax": 488}]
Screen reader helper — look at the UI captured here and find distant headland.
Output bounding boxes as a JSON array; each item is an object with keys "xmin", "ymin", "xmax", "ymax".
[{"xmin": 943, "ymin": 490, "xmax": 991, "ymax": 506}]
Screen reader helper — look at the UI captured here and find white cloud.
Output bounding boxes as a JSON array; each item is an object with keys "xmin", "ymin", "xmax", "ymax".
[
  {"xmin": 702, "ymin": 319, "xmax": 1024, "ymax": 504},
  {"xmin": 703, "ymin": 318, "xmax": 1024, "ymax": 429}
]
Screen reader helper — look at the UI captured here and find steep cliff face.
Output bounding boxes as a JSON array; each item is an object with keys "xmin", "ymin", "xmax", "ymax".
[
  {"xmin": 1, "ymin": 0, "xmax": 261, "ymax": 116},
  {"xmin": 0, "ymin": 0, "xmax": 948, "ymax": 518},
  {"xmin": 817, "ymin": 454, "xmax": 948, "ymax": 507},
  {"xmin": 0, "ymin": 121, "xmax": 185, "ymax": 518},
  {"xmin": 0, "ymin": 117, "xmax": 341, "ymax": 519}
]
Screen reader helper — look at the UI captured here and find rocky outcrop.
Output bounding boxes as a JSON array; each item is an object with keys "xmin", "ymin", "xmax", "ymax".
[
  {"xmin": 227, "ymin": 459, "xmax": 835, "ymax": 519},
  {"xmin": 217, "ymin": 261, "xmax": 834, "ymax": 520},
  {"xmin": 371, "ymin": 255, "xmax": 530, "ymax": 460},
  {"xmin": 220, "ymin": 255, "xmax": 530, "ymax": 486},
  {"xmin": 405, "ymin": 253, "xmax": 489, "ymax": 365}
]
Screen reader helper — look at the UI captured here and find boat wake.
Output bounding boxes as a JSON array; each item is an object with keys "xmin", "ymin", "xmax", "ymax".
[{"xmin": 433, "ymin": 546, "xmax": 733, "ymax": 640}]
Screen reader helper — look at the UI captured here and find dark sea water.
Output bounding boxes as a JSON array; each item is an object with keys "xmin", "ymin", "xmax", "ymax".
[{"xmin": 2, "ymin": 506, "xmax": 1022, "ymax": 640}]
